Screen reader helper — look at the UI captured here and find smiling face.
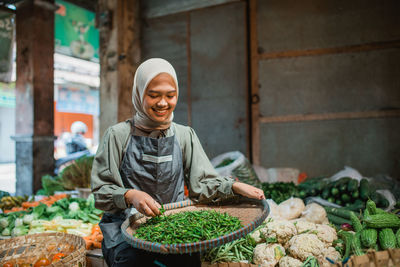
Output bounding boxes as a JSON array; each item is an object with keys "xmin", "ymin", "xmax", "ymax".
[{"xmin": 143, "ymin": 73, "xmax": 178, "ymax": 123}]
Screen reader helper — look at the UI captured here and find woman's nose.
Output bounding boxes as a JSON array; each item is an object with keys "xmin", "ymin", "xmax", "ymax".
[{"xmin": 157, "ymin": 97, "xmax": 168, "ymax": 107}]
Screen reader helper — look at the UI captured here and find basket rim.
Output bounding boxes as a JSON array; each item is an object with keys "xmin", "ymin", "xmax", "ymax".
[
  {"xmin": 0, "ymin": 232, "xmax": 86, "ymax": 265},
  {"xmin": 121, "ymin": 198, "xmax": 269, "ymax": 254}
]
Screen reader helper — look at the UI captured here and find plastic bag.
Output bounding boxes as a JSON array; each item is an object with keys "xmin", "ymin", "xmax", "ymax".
[
  {"xmin": 305, "ymin": 196, "xmax": 341, "ymax": 208},
  {"xmin": 211, "ymin": 151, "xmax": 261, "ymax": 188},
  {"xmin": 300, "ymin": 203, "xmax": 328, "ymax": 224},
  {"xmin": 265, "ymin": 199, "xmax": 281, "ymax": 220},
  {"xmin": 278, "ymin": 197, "xmax": 305, "ymax": 220},
  {"xmin": 253, "ymin": 166, "xmax": 300, "ymax": 184},
  {"xmin": 329, "ymin": 166, "xmax": 363, "ymax": 183},
  {"xmin": 376, "ymin": 189, "xmax": 396, "ymax": 211}
]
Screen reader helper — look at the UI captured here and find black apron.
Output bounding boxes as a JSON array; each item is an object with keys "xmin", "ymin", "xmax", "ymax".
[{"xmin": 99, "ymin": 122, "xmax": 200, "ymax": 267}]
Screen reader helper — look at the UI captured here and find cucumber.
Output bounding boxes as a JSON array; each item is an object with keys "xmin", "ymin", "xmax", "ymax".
[
  {"xmin": 324, "ymin": 206, "xmax": 355, "ymax": 220},
  {"xmin": 366, "ymin": 200, "xmax": 377, "ymax": 215},
  {"xmin": 341, "ymin": 193, "xmax": 351, "ymax": 203},
  {"xmin": 331, "ymin": 188, "xmax": 339, "ymax": 196},
  {"xmin": 327, "ymin": 213, "xmax": 351, "ymax": 226},
  {"xmin": 343, "ymin": 199, "xmax": 365, "ymax": 212},
  {"xmin": 347, "ymin": 179, "xmax": 358, "ymax": 192},
  {"xmin": 321, "ymin": 188, "xmax": 330, "ymax": 199},
  {"xmin": 360, "ymin": 228, "xmax": 377, "ymax": 248},
  {"xmin": 351, "ymin": 190, "xmax": 359, "ymax": 199},
  {"xmin": 339, "ymin": 230, "xmax": 354, "ymax": 260},
  {"xmin": 396, "ymin": 228, "xmax": 400, "ymax": 248},
  {"xmin": 352, "ymin": 232, "xmax": 364, "ymax": 256},
  {"xmin": 359, "ymin": 178, "xmax": 371, "ymax": 200},
  {"xmin": 350, "ymin": 211, "xmax": 363, "ymax": 232},
  {"xmin": 364, "ymin": 213, "xmax": 400, "ymax": 228},
  {"xmin": 379, "ymin": 228, "xmax": 397, "ymax": 250}
]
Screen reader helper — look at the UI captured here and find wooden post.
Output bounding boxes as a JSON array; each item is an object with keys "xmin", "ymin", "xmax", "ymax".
[
  {"xmin": 248, "ymin": 0, "xmax": 260, "ymax": 165},
  {"xmin": 98, "ymin": 0, "xmax": 140, "ymax": 136},
  {"xmin": 14, "ymin": 0, "xmax": 55, "ymax": 195}
]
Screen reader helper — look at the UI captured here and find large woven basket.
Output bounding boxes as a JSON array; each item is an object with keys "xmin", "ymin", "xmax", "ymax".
[
  {"xmin": 121, "ymin": 198, "xmax": 269, "ymax": 254},
  {"xmin": 0, "ymin": 232, "xmax": 86, "ymax": 266}
]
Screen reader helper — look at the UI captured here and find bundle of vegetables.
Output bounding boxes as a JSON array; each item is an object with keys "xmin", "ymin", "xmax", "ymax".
[
  {"xmin": 60, "ymin": 155, "xmax": 94, "ymax": 190},
  {"xmin": 83, "ymin": 223, "xmax": 103, "ymax": 250},
  {"xmin": 261, "ymin": 182, "xmax": 298, "ymax": 204},
  {"xmin": 0, "ymin": 195, "xmax": 29, "ymax": 212},
  {"xmin": 2, "ymin": 194, "xmax": 68, "ymax": 213},
  {"xmin": 134, "ymin": 209, "xmax": 242, "ymax": 244},
  {"xmin": 36, "ymin": 174, "xmax": 65, "ymax": 196},
  {"xmin": 201, "ymin": 235, "xmax": 256, "ymax": 264},
  {"xmin": 298, "ymin": 177, "xmax": 389, "ymax": 210}
]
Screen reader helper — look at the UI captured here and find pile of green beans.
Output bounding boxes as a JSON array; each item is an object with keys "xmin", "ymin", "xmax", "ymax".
[
  {"xmin": 201, "ymin": 235, "xmax": 256, "ymax": 263},
  {"xmin": 134, "ymin": 210, "xmax": 242, "ymax": 244}
]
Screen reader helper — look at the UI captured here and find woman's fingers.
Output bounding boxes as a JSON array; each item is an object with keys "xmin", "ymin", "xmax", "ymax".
[{"xmin": 146, "ymin": 199, "xmax": 161, "ymax": 216}]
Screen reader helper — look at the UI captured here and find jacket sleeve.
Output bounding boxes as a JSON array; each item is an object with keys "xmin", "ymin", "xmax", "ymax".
[
  {"xmin": 182, "ymin": 127, "xmax": 236, "ymax": 203},
  {"xmin": 91, "ymin": 126, "xmax": 130, "ymax": 213}
]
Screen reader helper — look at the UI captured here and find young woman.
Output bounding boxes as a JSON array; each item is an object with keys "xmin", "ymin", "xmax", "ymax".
[{"xmin": 91, "ymin": 58, "xmax": 265, "ymax": 267}]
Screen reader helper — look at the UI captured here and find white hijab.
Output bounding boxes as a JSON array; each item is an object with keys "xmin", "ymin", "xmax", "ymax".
[{"xmin": 132, "ymin": 58, "xmax": 179, "ymax": 133}]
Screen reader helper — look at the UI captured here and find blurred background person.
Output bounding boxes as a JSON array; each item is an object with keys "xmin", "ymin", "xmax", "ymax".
[{"xmin": 66, "ymin": 121, "xmax": 89, "ymax": 154}]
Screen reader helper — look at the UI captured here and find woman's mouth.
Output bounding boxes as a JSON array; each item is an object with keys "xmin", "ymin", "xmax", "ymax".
[{"xmin": 153, "ymin": 108, "xmax": 168, "ymax": 116}]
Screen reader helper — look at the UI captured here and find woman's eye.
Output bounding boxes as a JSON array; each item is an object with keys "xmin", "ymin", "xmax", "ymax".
[{"xmin": 149, "ymin": 94, "xmax": 158, "ymax": 98}]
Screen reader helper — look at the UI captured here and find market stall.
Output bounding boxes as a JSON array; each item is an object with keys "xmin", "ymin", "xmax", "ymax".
[{"xmin": 1, "ymin": 155, "xmax": 400, "ymax": 267}]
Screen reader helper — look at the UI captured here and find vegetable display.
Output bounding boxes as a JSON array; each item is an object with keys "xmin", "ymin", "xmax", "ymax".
[
  {"xmin": 0, "ymin": 193, "xmax": 103, "ymax": 250},
  {"xmin": 261, "ymin": 182, "xmax": 298, "ymax": 204},
  {"xmin": 134, "ymin": 210, "xmax": 242, "ymax": 244}
]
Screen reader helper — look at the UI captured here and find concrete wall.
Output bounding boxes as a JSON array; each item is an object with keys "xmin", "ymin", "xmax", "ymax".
[
  {"xmin": 0, "ymin": 106, "xmax": 15, "ymax": 163},
  {"xmin": 257, "ymin": 0, "xmax": 400, "ymax": 178},
  {"xmin": 141, "ymin": 2, "xmax": 248, "ymax": 159}
]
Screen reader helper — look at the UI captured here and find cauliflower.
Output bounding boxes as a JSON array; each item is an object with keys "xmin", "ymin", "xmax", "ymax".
[
  {"xmin": 316, "ymin": 224, "xmax": 337, "ymax": 245},
  {"xmin": 318, "ymin": 247, "xmax": 341, "ymax": 267},
  {"xmin": 288, "ymin": 233, "xmax": 325, "ymax": 261},
  {"xmin": 260, "ymin": 220, "xmax": 297, "ymax": 245},
  {"xmin": 292, "ymin": 220, "xmax": 317, "ymax": 234},
  {"xmin": 253, "ymin": 243, "xmax": 286, "ymax": 267},
  {"xmin": 249, "ymin": 228, "xmax": 264, "ymax": 244},
  {"xmin": 279, "ymin": 256, "xmax": 302, "ymax": 267}
]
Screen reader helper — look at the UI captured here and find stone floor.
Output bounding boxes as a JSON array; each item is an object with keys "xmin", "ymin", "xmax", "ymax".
[{"xmin": 0, "ymin": 163, "xmax": 16, "ymax": 195}]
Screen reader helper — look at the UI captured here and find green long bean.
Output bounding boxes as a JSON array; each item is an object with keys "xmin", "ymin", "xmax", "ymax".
[{"xmin": 134, "ymin": 210, "xmax": 242, "ymax": 244}]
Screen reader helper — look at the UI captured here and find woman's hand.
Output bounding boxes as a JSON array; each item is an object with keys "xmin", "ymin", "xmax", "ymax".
[
  {"xmin": 232, "ymin": 182, "xmax": 265, "ymax": 200},
  {"xmin": 124, "ymin": 189, "xmax": 161, "ymax": 217}
]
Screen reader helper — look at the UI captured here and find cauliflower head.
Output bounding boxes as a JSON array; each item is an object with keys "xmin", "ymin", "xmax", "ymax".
[
  {"xmin": 318, "ymin": 247, "xmax": 341, "ymax": 267},
  {"xmin": 260, "ymin": 220, "xmax": 297, "ymax": 244},
  {"xmin": 279, "ymin": 256, "xmax": 302, "ymax": 267},
  {"xmin": 316, "ymin": 224, "xmax": 337, "ymax": 245},
  {"xmin": 249, "ymin": 228, "xmax": 264, "ymax": 244},
  {"xmin": 293, "ymin": 220, "xmax": 317, "ymax": 234},
  {"xmin": 288, "ymin": 233, "xmax": 325, "ymax": 261},
  {"xmin": 253, "ymin": 243, "xmax": 286, "ymax": 267}
]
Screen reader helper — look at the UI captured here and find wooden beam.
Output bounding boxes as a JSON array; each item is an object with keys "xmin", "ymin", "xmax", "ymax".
[
  {"xmin": 259, "ymin": 40, "xmax": 400, "ymax": 60},
  {"xmin": 98, "ymin": 0, "xmax": 141, "ymax": 136},
  {"xmin": 248, "ymin": 0, "xmax": 260, "ymax": 165},
  {"xmin": 143, "ymin": 0, "xmax": 241, "ymax": 18},
  {"xmin": 259, "ymin": 110, "xmax": 400, "ymax": 124},
  {"xmin": 186, "ymin": 12, "xmax": 192, "ymax": 126},
  {"xmin": 117, "ymin": 0, "xmax": 140, "ymax": 123}
]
